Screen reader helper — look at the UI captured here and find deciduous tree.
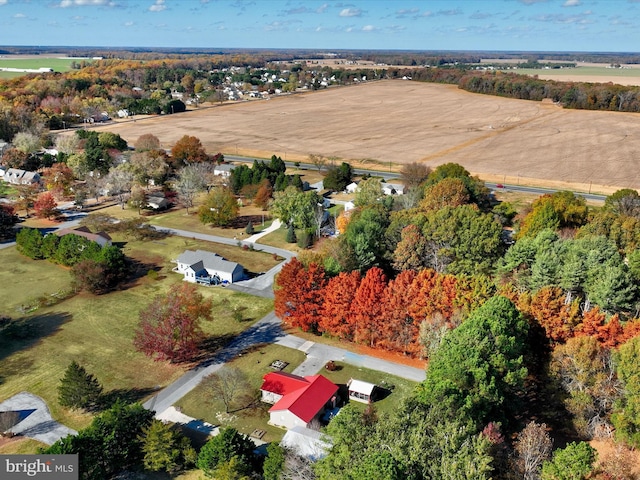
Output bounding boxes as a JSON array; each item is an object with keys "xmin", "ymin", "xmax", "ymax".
[
  {"xmin": 171, "ymin": 135, "xmax": 208, "ymax": 164},
  {"xmin": 198, "ymin": 187, "xmax": 239, "ymax": 227},
  {"xmin": 274, "ymin": 259, "xmax": 326, "ymax": 332},
  {"xmin": 34, "ymin": 191, "xmax": 59, "ymax": 220},
  {"xmin": 514, "ymin": 421, "xmax": 553, "ymax": 480},
  {"xmin": 352, "ymin": 267, "xmax": 387, "ymax": 346},
  {"xmin": 319, "ymin": 270, "xmax": 360, "ymax": 340},
  {"xmin": 133, "ymin": 282, "xmax": 213, "ymax": 362},
  {"xmin": 202, "ymin": 366, "xmax": 254, "ymax": 413}
]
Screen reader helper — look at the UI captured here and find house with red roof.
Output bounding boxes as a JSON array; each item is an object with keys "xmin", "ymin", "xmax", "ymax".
[{"xmin": 260, "ymin": 372, "xmax": 339, "ymax": 430}]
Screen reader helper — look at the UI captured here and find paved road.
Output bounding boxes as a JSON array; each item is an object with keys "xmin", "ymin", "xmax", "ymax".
[{"xmin": 144, "ymin": 310, "xmax": 426, "ymax": 417}]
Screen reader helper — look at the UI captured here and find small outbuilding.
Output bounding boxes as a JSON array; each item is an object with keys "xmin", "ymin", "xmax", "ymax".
[
  {"xmin": 280, "ymin": 426, "xmax": 331, "ymax": 460},
  {"xmin": 347, "ymin": 378, "xmax": 376, "ymax": 404}
]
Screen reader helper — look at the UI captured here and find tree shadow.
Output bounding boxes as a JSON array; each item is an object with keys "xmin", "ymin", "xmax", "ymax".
[
  {"xmin": 0, "ymin": 311, "xmax": 72, "ymax": 363},
  {"xmin": 188, "ymin": 333, "xmax": 238, "ymax": 366},
  {"xmin": 99, "ymin": 387, "xmax": 157, "ymax": 409}
]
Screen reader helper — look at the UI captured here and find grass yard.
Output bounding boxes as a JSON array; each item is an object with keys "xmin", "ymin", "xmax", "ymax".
[
  {"xmin": 118, "ymin": 232, "xmax": 282, "ymax": 277},
  {"xmin": 321, "ymin": 361, "xmax": 418, "ymax": 416},
  {"xmin": 0, "ymin": 437, "xmax": 47, "ymax": 454},
  {"xmin": 0, "ymin": 240, "xmax": 273, "ymax": 433},
  {"xmin": 252, "ymin": 224, "xmax": 303, "ymax": 253},
  {"xmin": 175, "ymin": 344, "xmax": 306, "ymax": 443},
  {"xmin": 0, "ymin": 247, "xmax": 73, "ymax": 317}
]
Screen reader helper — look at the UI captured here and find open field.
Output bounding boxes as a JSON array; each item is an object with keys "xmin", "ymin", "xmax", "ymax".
[
  {"xmin": 507, "ymin": 66, "xmax": 640, "ymax": 86},
  {"xmin": 89, "ymin": 80, "xmax": 640, "ymax": 192},
  {"xmin": 0, "ymin": 57, "xmax": 79, "ymax": 79}
]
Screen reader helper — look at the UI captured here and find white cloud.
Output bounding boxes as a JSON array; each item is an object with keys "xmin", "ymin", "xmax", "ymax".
[
  {"xmin": 0, "ymin": 0, "xmax": 7, "ymax": 6},
  {"xmin": 563, "ymin": 0, "xmax": 581, "ymax": 6},
  {"xmin": 149, "ymin": 0, "xmax": 166, "ymax": 12},
  {"xmin": 316, "ymin": 3, "xmax": 328, "ymax": 14},
  {"xmin": 14, "ymin": 13, "xmax": 26, "ymax": 18},
  {"xmin": 58, "ymin": 0, "xmax": 115, "ymax": 7},
  {"xmin": 362, "ymin": 24, "xmax": 375, "ymax": 31},
  {"xmin": 124, "ymin": 21, "xmax": 134, "ymax": 26},
  {"xmin": 339, "ymin": 8, "xmax": 362, "ymax": 17}
]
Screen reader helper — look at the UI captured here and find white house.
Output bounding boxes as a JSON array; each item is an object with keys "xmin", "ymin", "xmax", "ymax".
[
  {"xmin": 345, "ymin": 182, "xmax": 358, "ymax": 194},
  {"xmin": 382, "ymin": 183, "xmax": 406, "ymax": 196},
  {"xmin": 347, "ymin": 378, "xmax": 376, "ymax": 404},
  {"xmin": 213, "ymin": 164, "xmax": 235, "ymax": 177},
  {"xmin": 175, "ymin": 249, "xmax": 244, "ymax": 284},
  {"xmin": 261, "ymin": 372, "xmax": 338, "ymax": 430},
  {"xmin": 3, "ymin": 168, "xmax": 41, "ymax": 185},
  {"xmin": 343, "ymin": 201, "xmax": 355, "ymax": 212}
]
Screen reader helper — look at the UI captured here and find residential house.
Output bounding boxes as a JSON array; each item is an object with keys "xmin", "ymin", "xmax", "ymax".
[
  {"xmin": 147, "ymin": 193, "xmax": 170, "ymax": 210},
  {"xmin": 345, "ymin": 182, "xmax": 358, "ymax": 194},
  {"xmin": 347, "ymin": 378, "xmax": 376, "ymax": 404},
  {"xmin": 213, "ymin": 164, "xmax": 235, "ymax": 177},
  {"xmin": 343, "ymin": 201, "xmax": 355, "ymax": 212},
  {"xmin": 261, "ymin": 372, "xmax": 339, "ymax": 430},
  {"xmin": 382, "ymin": 183, "xmax": 406, "ymax": 196},
  {"xmin": 174, "ymin": 249, "xmax": 244, "ymax": 284},
  {"xmin": 3, "ymin": 168, "xmax": 41, "ymax": 185},
  {"xmin": 55, "ymin": 226, "xmax": 112, "ymax": 248}
]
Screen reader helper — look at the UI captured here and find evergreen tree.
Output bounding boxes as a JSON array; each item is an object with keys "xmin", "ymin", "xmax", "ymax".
[
  {"xmin": 141, "ymin": 420, "xmax": 196, "ymax": 473},
  {"xmin": 263, "ymin": 442, "xmax": 285, "ymax": 480},
  {"xmin": 58, "ymin": 361, "xmax": 103, "ymax": 410},
  {"xmin": 197, "ymin": 427, "xmax": 255, "ymax": 477}
]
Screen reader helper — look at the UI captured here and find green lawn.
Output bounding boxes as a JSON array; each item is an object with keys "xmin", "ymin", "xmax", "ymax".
[
  {"xmin": 0, "ymin": 57, "xmax": 81, "ymax": 72},
  {"xmin": 321, "ymin": 361, "xmax": 418, "ymax": 416},
  {"xmin": 0, "ymin": 247, "xmax": 73, "ymax": 317},
  {"xmin": 175, "ymin": 344, "xmax": 306, "ymax": 443},
  {"xmin": 0, "ymin": 240, "xmax": 273, "ymax": 433}
]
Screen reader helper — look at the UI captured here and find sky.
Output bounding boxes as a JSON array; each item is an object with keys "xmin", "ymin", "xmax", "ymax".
[{"xmin": 1, "ymin": 0, "xmax": 640, "ymax": 53}]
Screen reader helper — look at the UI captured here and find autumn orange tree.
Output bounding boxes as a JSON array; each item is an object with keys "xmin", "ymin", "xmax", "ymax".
[
  {"xmin": 34, "ymin": 191, "xmax": 60, "ymax": 220},
  {"xmin": 274, "ymin": 258, "xmax": 326, "ymax": 332},
  {"xmin": 134, "ymin": 282, "xmax": 213, "ymax": 363},
  {"xmin": 352, "ymin": 267, "xmax": 387, "ymax": 346},
  {"xmin": 171, "ymin": 135, "xmax": 208, "ymax": 165},
  {"xmin": 318, "ymin": 270, "xmax": 361, "ymax": 341},
  {"xmin": 379, "ymin": 270, "xmax": 419, "ymax": 355}
]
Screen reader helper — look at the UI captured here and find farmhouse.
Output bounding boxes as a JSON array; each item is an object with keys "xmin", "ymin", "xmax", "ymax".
[
  {"xmin": 2, "ymin": 168, "xmax": 41, "ymax": 185},
  {"xmin": 55, "ymin": 226, "xmax": 112, "ymax": 247},
  {"xmin": 260, "ymin": 372, "xmax": 339, "ymax": 430},
  {"xmin": 347, "ymin": 378, "xmax": 376, "ymax": 404},
  {"xmin": 174, "ymin": 249, "xmax": 244, "ymax": 284}
]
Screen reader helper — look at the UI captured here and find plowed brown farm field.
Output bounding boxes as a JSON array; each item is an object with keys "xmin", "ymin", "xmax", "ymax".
[{"xmin": 91, "ymin": 80, "xmax": 640, "ymax": 193}]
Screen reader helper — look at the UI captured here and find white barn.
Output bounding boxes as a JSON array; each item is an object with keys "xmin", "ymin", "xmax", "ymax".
[{"xmin": 175, "ymin": 249, "xmax": 244, "ymax": 284}]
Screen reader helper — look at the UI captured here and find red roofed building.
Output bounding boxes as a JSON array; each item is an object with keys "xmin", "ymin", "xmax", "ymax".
[{"xmin": 260, "ymin": 372, "xmax": 339, "ymax": 430}]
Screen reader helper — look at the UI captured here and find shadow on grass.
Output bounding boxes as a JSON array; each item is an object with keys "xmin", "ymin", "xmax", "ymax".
[
  {"xmin": 100, "ymin": 386, "xmax": 158, "ymax": 409},
  {"xmin": 0, "ymin": 311, "xmax": 72, "ymax": 363}
]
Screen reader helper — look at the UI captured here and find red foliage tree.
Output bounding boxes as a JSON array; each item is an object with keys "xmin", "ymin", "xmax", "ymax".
[
  {"xmin": 379, "ymin": 270, "xmax": 419, "ymax": 355},
  {"xmin": 529, "ymin": 287, "xmax": 580, "ymax": 344},
  {"xmin": 133, "ymin": 282, "xmax": 213, "ymax": 362},
  {"xmin": 274, "ymin": 258, "xmax": 326, "ymax": 332},
  {"xmin": 318, "ymin": 270, "xmax": 361, "ymax": 340},
  {"xmin": 33, "ymin": 191, "xmax": 59, "ymax": 220},
  {"xmin": 407, "ymin": 269, "xmax": 457, "ymax": 323},
  {"xmin": 352, "ymin": 267, "xmax": 387, "ymax": 346}
]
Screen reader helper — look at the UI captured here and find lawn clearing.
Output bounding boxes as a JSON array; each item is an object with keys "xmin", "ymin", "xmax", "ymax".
[
  {"xmin": 0, "ymin": 247, "xmax": 72, "ymax": 317},
  {"xmin": 320, "ymin": 361, "xmax": 417, "ymax": 417},
  {"xmin": 118, "ymin": 232, "xmax": 282, "ymax": 277},
  {"xmin": 175, "ymin": 344, "xmax": 306, "ymax": 443},
  {"xmin": 0, "ymin": 243, "xmax": 273, "ymax": 434},
  {"xmin": 252, "ymin": 224, "xmax": 303, "ymax": 253},
  {"xmin": 0, "ymin": 437, "xmax": 47, "ymax": 454}
]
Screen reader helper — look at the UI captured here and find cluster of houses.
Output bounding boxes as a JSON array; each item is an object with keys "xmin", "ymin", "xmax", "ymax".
[{"xmin": 0, "ymin": 167, "xmax": 41, "ymax": 185}]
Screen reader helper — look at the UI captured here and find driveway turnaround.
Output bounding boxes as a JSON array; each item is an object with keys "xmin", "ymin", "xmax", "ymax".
[{"xmin": 0, "ymin": 392, "xmax": 76, "ymax": 445}]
